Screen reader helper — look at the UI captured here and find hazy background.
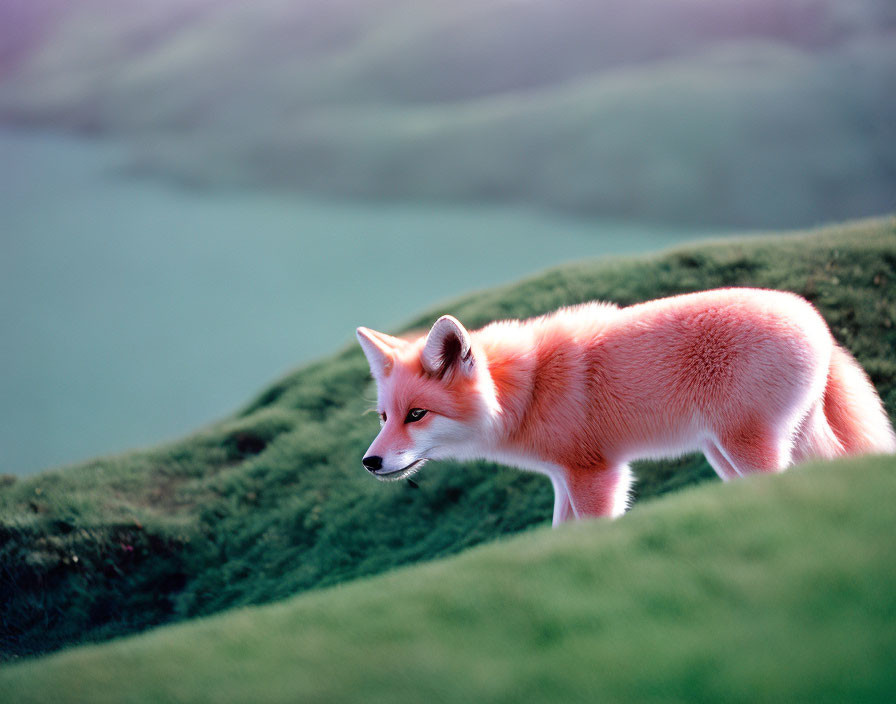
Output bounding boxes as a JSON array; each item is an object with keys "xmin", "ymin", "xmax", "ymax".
[{"xmin": 1, "ymin": 0, "xmax": 894, "ymax": 475}]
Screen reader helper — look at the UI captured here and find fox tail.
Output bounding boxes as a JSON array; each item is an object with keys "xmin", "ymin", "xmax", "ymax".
[
  {"xmin": 822, "ymin": 344, "xmax": 896, "ymax": 455},
  {"xmin": 793, "ymin": 344, "xmax": 895, "ymax": 464}
]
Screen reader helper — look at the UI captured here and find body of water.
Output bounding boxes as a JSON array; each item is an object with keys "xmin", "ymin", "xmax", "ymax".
[{"xmin": 1, "ymin": 129, "xmax": 724, "ymax": 475}]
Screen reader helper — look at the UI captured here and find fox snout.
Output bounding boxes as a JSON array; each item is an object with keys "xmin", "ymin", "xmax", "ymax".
[
  {"xmin": 361, "ymin": 436, "xmax": 428, "ymax": 480},
  {"xmin": 362, "ymin": 455, "xmax": 383, "ymax": 472}
]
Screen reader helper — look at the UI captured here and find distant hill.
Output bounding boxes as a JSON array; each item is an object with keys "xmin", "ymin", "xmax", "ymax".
[
  {"xmin": 1, "ymin": 0, "xmax": 894, "ymax": 226},
  {"xmin": 1, "ymin": 215, "xmax": 894, "ymax": 660},
  {"xmin": 2, "ymin": 453, "xmax": 894, "ymax": 703}
]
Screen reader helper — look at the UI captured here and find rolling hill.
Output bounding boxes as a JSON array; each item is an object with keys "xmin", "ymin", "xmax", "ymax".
[
  {"xmin": 1, "ymin": 0, "xmax": 894, "ymax": 227},
  {"xmin": 1, "ymin": 215, "xmax": 894, "ymax": 661},
  {"xmin": 1, "ymin": 453, "xmax": 894, "ymax": 703}
]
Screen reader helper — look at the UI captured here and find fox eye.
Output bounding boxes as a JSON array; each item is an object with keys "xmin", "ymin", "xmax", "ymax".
[{"xmin": 405, "ymin": 408, "xmax": 428, "ymax": 423}]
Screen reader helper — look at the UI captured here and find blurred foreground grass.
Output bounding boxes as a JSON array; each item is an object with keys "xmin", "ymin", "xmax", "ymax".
[
  {"xmin": 1, "ymin": 216, "xmax": 894, "ymax": 660},
  {"xmin": 2, "ymin": 454, "xmax": 894, "ymax": 703}
]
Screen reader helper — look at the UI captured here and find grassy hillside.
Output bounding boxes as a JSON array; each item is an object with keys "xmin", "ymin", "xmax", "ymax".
[
  {"xmin": 1, "ymin": 0, "xmax": 894, "ymax": 227},
  {"xmin": 2, "ymin": 453, "xmax": 894, "ymax": 703},
  {"xmin": 1, "ymin": 216, "xmax": 895, "ymax": 661}
]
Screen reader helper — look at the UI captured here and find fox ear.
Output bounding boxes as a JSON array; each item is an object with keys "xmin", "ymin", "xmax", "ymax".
[
  {"xmin": 357, "ymin": 327, "xmax": 405, "ymax": 378},
  {"xmin": 422, "ymin": 315, "xmax": 474, "ymax": 379}
]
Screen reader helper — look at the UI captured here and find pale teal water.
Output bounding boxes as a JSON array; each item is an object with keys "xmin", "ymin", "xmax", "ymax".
[{"xmin": 1, "ymin": 129, "xmax": 723, "ymax": 475}]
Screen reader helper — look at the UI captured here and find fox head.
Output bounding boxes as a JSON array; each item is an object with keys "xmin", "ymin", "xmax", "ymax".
[{"xmin": 356, "ymin": 315, "xmax": 495, "ymax": 481}]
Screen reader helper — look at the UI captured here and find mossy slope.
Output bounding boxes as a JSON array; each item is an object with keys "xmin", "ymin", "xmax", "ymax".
[
  {"xmin": 1, "ymin": 216, "xmax": 894, "ymax": 659},
  {"xmin": 2, "ymin": 454, "xmax": 894, "ymax": 703}
]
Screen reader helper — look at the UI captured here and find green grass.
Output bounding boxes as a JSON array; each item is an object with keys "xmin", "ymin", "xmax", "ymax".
[
  {"xmin": 1, "ymin": 216, "xmax": 895, "ymax": 660},
  {"xmin": 2, "ymin": 453, "xmax": 894, "ymax": 703}
]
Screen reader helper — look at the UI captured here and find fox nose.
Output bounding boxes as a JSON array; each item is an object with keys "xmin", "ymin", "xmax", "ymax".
[{"xmin": 362, "ymin": 455, "xmax": 383, "ymax": 472}]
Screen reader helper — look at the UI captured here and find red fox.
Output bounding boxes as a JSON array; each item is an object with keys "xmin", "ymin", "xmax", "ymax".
[{"xmin": 357, "ymin": 288, "xmax": 896, "ymax": 525}]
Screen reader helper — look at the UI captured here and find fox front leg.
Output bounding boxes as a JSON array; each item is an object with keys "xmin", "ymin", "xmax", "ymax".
[
  {"xmin": 549, "ymin": 475, "xmax": 574, "ymax": 526},
  {"xmin": 564, "ymin": 464, "xmax": 633, "ymax": 520}
]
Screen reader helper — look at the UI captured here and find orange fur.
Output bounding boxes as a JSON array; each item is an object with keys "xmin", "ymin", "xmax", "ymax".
[{"xmin": 358, "ymin": 289, "xmax": 896, "ymax": 525}]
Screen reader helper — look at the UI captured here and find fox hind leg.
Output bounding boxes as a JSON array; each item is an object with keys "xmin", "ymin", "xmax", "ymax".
[
  {"xmin": 703, "ymin": 442, "xmax": 740, "ymax": 481},
  {"xmin": 716, "ymin": 421, "xmax": 793, "ymax": 476}
]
